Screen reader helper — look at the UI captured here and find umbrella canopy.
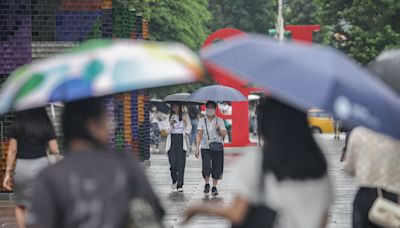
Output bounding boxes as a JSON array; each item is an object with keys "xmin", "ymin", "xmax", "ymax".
[
  {"xmin": 369, "ymin": 49, "xmax": 400, "ymax": 94},
  {"xmin": 248, "ymin": 94, "xmax": 261, "ymax": 101},
  {"xmin": 201, "ymin": 34, "xmax": 400, "ymax": 139},
  {"xmin": 187, "ymin": 85, "xmax": 247, "ymax": 103},
  {"xmin": 0, "ymin": 39, "xmax": 203, "ymax": 114},
  {"xmin": 149, "ymin": 99, "xmax": 170, "ymax": 114},
  {"xmin": 162, "ymin": 92, "xmax": 203, "ymax": 105}
]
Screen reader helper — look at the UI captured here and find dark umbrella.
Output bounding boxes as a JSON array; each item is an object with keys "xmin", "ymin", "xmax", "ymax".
[
  {"xmin": 187, "ymin": 85, "xmax": 247, "ymax": 103},
  {"xmin": 149, "ymin": 98, "xmax": 170, "ymax": 114},
  {"xmin": 369, "ymin": 49, "xmax": 400, "ymax": 94},
  {"xmin": 201, "ymin": 34, "xmax": 400, "ymax": 139},
  {"xmin": 163, "ymin": 93, "xmax": 204, "ymax": 105}
]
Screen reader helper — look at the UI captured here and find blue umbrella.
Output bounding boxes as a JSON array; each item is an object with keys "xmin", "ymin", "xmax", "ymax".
[
  {"xmin": 201, "ymin": 34, "xmax": 400, "ymax": 139},
  {"xmin": 187, "ymin": 85, "xmax": 247, "ymax": 103}
]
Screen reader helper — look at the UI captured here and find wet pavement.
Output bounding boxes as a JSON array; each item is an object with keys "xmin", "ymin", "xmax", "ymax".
[
  {"xmin": 146, "ymin": 133, "xmax": 356, "ymax": 228},
  {"xmin": 0, "ymin": 133, "xmax": 356, "ymax": 228}
]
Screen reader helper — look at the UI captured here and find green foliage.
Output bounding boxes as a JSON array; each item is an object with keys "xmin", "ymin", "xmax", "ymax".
[
  {"xmin": 128, "ymin": 0, "xmax": 154, "ymax": 19},
  {"xmin": 145, "ymin": 0, "xmax": 211, "ymax": 49},
  {"xmin": 316, "ymin": 0, "xmax": 400, "ymax": 64},
  {"xmin": 283, "ymin": 0, "xmax": 320, "ymax": 25},
  {"xmin": 208, "ymin": 0, "xmax": 276, "ymax": 34}
]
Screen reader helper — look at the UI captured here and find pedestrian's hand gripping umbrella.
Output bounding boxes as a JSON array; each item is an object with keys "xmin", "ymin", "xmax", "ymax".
[
  {"xmin": 0, "ymin": 39, "xmax": 203, "ymax": 114},
  {"xmin": 201, "ymin": 34, "xmax": 400, "ymax": 139}
]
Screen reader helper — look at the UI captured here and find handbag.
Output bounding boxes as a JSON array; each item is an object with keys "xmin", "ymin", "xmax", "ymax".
[
  {"xmin": 368, "ymin": 188, "xmax": 400, "ymax": 228},
  {"xmin": 204, "ymin": 118, "xmax": 223, "ymax": 152},
  {"xmin": 231, "ymin": 162, "xmax": 277, "ymax": 228}
]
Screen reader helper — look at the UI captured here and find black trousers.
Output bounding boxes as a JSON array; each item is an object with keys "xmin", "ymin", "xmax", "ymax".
[
  {"xmin": 168, "ymin": 134, "xmax": 186, "ymax": 188},
  {"xmin": 353, "ymin": 187, "xmax": 398, "ymax": 228},
  {"xmin": 201, "ymin": 149, "xmax": 224, "ymax": 180}
]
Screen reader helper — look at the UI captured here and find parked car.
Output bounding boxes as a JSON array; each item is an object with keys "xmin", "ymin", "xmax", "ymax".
[{"xmin": 307, "ymin": 109, "xmax": 334, "ymax": 133}]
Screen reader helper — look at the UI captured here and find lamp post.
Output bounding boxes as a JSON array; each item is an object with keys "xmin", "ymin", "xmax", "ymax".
[{"xmin": 277, "ymin": 0, "xmax": 285, "ymax": 42}]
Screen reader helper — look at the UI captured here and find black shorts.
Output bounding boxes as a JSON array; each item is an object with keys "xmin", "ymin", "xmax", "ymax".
[{"xmin": 201, "ymin": 149, "xmax": 224, "ymax": 180}]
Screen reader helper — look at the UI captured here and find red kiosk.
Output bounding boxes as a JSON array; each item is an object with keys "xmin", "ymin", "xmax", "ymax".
[{"xmin": 202, "ymin": 25, "xmax": 320, "ymax": 147}]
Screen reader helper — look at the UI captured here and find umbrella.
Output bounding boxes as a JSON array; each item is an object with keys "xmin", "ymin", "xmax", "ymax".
[
  {"xmin": 0, "ymin": 39, "xmax": 203, "ymax": 114},
  {"xmin": 248, "ymin": 94, "xmax": 261, "ymax": 101},
  {"xmin": 163, "ymin": 92, "xmax": 203, "ymax": 105},
  {"xmin": 187, "ymin": 85, "xmax": 247, "ymax": 103},
  {"xmin": 149, "ymin": 99, "xmax": 170, "ymax": 114},
  {"xmin": 368, "ymin": 49, "xmax": 400, "ymax": 94},
  {"xmin": 201, "ymin": 34, "xmax": 400, "ymax": 139}
]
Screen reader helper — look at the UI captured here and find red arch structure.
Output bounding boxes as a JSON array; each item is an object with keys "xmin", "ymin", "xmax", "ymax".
[{"xmin": 202, "ymin": 26, "xmax": 320, "ymax": 147}]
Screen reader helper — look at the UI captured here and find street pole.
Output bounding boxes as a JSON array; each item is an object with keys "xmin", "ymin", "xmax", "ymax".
[{"xmin": 277, "ymin": 0, "xmax": 285, "ymax": 42}]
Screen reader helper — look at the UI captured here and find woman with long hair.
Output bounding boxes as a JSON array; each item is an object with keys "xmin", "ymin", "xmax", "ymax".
[
  {"xmin": 166, "ymin": 103, "xmax": 191, "ymax": 192},
  {"xmin": 185, "ymin": 98, "xmax": 333, "ymax": 228},
  {"xmin": 26, "ymin": 98, "xmax": 164, "ymax": 228},
  {"xmin": 3, "ymin": 108, "xmax": 59, "ymax": 228}
]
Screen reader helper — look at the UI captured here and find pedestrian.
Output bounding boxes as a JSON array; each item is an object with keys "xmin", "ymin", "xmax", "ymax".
[
  {"xmin": 344, "ymin": 126, "xmax": 400, "ymax": 228},
  {"xmin": 250, "ymin": 104, "xmax": 257, "ymax": 136},
  {"xmin": 185, "ymin": 98, "xmax": 333, "ymax": 228},
  {"xmin": 220, "ymin": 101, "xmax": 232, "ymax": 142},
  {"xmin": 26, "ymin": 98, "xmax": 164, "ymax": 228},
  {"xmin": 188, "ymin": 105, "xmax": 200, "ymax": 152},
  {"xmin": 340, "ymin": 128, "xmax": 351, "ymax": 162},
  {"xmin": 166, "ymin": 103, "xmax": 191, "ymax": 192},
  {"xmin": 195, "ymin": 101, "xmax": 227, "ymax": 196},
  {"xmin": 3, "ymin": 108, "xmax": 60, "ymax": 228},
  {"xmin": 255, "ymin": 97, "xmax": 264, "ymax": 146},
  {"xmin": 150, "ymin": 104, "xmax": 162, "ymax": 153},
  {"xmin": 333, "ymin": 116, "xmax": 341, "ymax": 139}
]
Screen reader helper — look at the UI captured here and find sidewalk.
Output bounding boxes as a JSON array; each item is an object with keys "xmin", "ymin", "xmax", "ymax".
[
  {"xmin": 0, "ymin": 133, "xmax": 355, "ymax": 228},
  {"xmin": 147, "ymin": 133, "xmax": 356, "ymax": 228}
]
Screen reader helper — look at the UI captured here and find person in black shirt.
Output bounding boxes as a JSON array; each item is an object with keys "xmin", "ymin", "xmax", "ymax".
[
  {"xmin": 26, "ymin": 98, "xmax": 164, "ymax": 228},
  {"xmin": 3, "ymin": 108, "xmax": 60, "ymax": 228}
]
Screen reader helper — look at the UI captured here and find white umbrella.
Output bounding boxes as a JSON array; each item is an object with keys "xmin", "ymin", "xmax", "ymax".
[{"xmin": 248, "ymin": 94, "xmax": 261, "ymax": 101}]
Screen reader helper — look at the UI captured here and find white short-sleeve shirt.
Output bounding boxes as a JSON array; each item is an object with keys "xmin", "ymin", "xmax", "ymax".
[
  {"xmin": 233, "ymin": 151, "xmax": 333, "ymax": 228},
  {"xmin": 197, "ymin": 116, "xmax": 226, "ymax": 149},
  {"xmin": 170, "ymin": 114, "xmax": 185, "ymax": 134}
]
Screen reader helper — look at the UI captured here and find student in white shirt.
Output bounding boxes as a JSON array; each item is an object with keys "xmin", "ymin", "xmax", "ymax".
[
  {"xmin": 166, "ymin": 103, "xmax": 191, "ymax": 192},
  {"xmin": 195, "ymin": 101, "xmax": 227, "ymax": 196},
  {"xmin": 184, "ymin": 98, "xmax": 332, "ymax": 228}
]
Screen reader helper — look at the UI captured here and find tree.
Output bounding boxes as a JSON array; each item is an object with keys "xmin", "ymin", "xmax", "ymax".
[
  {"xmin": 283, "ymin": 0, "xmax": 320, "ymax": 25},
  {"xmin": 316, "ymin": 0, "xmax": 400, "ymax": 65},
  {"xmin": 208, "ymin": 0, "xmax": 276, "ymax": 34},
  {"xmin": 145, "ymin": 0, "xmax": 211, "ymax": 50},
  {"xmin": 127, "ymin": 0, "xmax": 211, "ymax": 96}
]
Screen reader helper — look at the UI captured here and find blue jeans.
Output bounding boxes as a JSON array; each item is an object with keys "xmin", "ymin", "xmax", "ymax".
[{"xmin": 189, "ymin": 118, "xmax": 198, "ymax": 147}]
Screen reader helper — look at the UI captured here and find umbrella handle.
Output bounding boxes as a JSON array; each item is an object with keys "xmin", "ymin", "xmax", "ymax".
[{"xmin": 50, "ymin": 105, "xmax": 56, "ymax": 119}]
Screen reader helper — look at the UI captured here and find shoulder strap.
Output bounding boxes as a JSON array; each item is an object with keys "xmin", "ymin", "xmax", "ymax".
[
  {"xmin": 204, "ymin": 118, "xmax": 210, "ymax": 141},
  {"xmin": 150, "ymin": 112, "xmax": 157, "ymax": 123}
]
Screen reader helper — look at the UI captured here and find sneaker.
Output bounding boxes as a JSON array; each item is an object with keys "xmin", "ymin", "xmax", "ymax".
[
  {"xmin": 211, "ymin": 187, "xmax": 218, "ymax": 195},
  {"xmin": 204, "ymin": 184, "xmax": 210, "ymax": 194},
  {"xmin": 171, "ymin": 183, "xmax": 177, "ymax": 192},
  {"xmin": 177, "ymin": 188, "xmax": 184, "ymax": 192}
]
